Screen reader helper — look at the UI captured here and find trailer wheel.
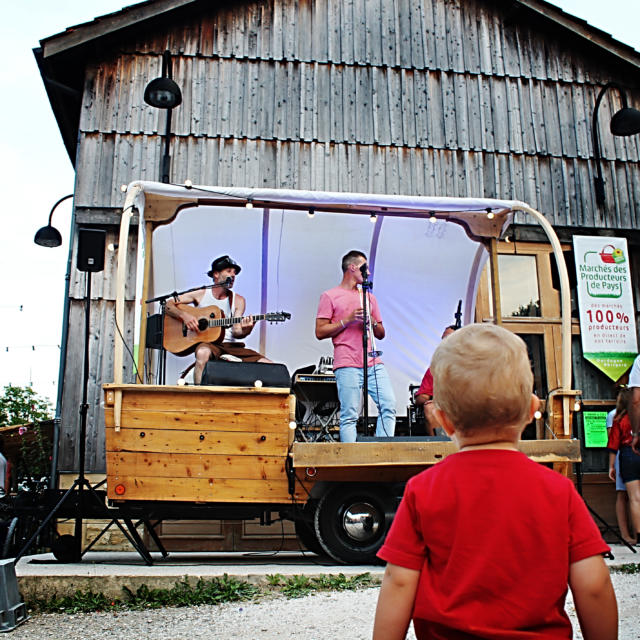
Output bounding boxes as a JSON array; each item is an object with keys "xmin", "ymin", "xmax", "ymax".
[
  {"xmin": 294, "ymin": 501, "xmax": 323, "ymax": 555},
  {"xmin": 314, "ymin": 484, "xmax": 395, "ymax": 564},
  {"xmin": 51, "ymin": 535, "xmax": 81, "ymax": 563}
]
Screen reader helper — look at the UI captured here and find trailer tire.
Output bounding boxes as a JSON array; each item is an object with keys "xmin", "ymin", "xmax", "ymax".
[
  {"xmin": 294, "ymin": 503, "xmax": 323, "ymax": 555},
  {"xmin": 51, "ymin": 535, "xmax": 81, "ymax": 563},
  {"xmin": 314, "ymin": 484, "xmax": 394, "ymax": 564}
]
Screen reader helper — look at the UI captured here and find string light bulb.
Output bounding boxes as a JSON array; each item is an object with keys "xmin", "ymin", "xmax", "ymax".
[
  {"xmin": 120, "ymin": 184, "xmax": 128, "ymax": 192},
  {"xmin": 487, "ymin": 210, "xmax": 495, "ymax": 220},
  {"xmin": 184, "ymin": 179, "xmax": 193, "ymax": 189},
  {"xmin": 370, "ymin": 213, "xmax": 377, "ymax": 223},
  {"xmin": 573, "ymin": 400, "xmax": 581, "ymax": 412},
  {"xmin": 307, "ymin": 208, "xmax": 315, "ymax": 219},
  {"xmin": 245, "ymin": 199, "xmax": 254, "ymax": 209},
  {"xmin": 534, "ymin": 410, "xmax": 542, "ymax": 420},
  {"xmin": 429, "ymin": 212, "xmax": 437, "ymax": 223}
]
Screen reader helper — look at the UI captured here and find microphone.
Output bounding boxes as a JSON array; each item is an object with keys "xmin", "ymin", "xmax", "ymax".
[
  {"xmin": 454, "ymin": 299, "xmax": 462, "ymax": 329},
  {"xmin": 360, "ymin": 262, "xmax": 373, "ymax": 288},
  {"xmin": 211, "ymin": 276, "xmax": 233, "ymax": 289}
]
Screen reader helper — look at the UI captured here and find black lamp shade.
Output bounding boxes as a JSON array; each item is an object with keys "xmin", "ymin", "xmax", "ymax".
[
  {"xmin": 610, "ymin": 107, "xmax": 640, "ymax": 136},
  {"xmin": 34, "ymin": 225, "xmax": 63, "ymax": 247},
  {"xmin": 144, "ymin": 77, "xmax": 182, "ymax": 109}
]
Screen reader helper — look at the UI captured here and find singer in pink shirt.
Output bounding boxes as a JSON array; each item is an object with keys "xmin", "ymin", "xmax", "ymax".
[{"xmin": 315, "ymin": 250, "xmax": 396, "ymax": 442}]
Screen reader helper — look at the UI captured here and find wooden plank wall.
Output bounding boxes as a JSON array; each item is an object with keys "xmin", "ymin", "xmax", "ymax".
[
  {"xmin": 75, "ymin": 0, "xmax": 640, "ymax": 227},
  {"xmin": 60, "ymin": 0, "xmax": 640, "ymax": 470}
]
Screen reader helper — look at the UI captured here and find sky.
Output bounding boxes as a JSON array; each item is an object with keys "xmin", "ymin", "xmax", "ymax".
[{"xmin": 0, "ymin": 0, "xmax": 639, "ymax": 407}]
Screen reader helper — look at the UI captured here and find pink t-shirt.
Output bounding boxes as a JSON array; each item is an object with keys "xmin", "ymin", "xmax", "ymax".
[{"xmin": 317, "ymin": 286, "xmax": 383, "ymax": 369}]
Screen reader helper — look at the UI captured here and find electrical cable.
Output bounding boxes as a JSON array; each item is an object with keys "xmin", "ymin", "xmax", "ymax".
[{"xmin": 114, "ymin": 314, "xmax": 143, "ymax": 384}]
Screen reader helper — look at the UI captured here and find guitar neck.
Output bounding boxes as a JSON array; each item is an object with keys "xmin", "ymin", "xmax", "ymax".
[{"xmin": 208, "ymin": 314, "xmax": 266, "ymax": 328}]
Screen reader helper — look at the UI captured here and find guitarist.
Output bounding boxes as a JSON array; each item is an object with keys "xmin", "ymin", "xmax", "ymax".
[{"xmin": 166, "ymin": 255, "xmax": 271, "ymax": 383}]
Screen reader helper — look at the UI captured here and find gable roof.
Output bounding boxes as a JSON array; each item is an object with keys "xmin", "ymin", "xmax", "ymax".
[{"xmin": 35, "ymin": 0, "xmax": 640, "ymax": 165}]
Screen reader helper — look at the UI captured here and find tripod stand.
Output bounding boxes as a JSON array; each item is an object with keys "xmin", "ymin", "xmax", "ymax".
[{"xmin": 15, "ymin": 231, "xmax": 160, "ymax": 564}]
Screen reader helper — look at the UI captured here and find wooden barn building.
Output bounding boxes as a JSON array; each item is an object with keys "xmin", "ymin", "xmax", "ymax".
[{"xmin": 36, "ymin": 0, "xmax": 640, "ymax": 548}]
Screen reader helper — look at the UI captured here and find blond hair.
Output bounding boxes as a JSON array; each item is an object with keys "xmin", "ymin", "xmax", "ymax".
[{"xmin": 431, "ymin": 324, "xmax": 533, "ymax": 432}]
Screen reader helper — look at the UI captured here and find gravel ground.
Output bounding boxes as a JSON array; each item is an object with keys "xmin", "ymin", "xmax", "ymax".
[{"xmin": 8, "ymin": 572, "xmax": 639, "ymax": 639}]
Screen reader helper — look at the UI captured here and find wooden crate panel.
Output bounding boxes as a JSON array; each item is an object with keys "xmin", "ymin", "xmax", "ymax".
[
  {"xmin": 296, "ymin": 466, "xmax": 430, "ymax": 483},
  {"xmin": 107, "ymin": 451, "xmax": 287, "ymax": 480},
  {"xmin": 106, "ymin": 475, "xmax": 294, "ymax": 503},
  {"xmin": 104, "ymin": 408, "xmax": 289, "ymax": 432},
  {"xmin": 106, "ymin": 427, "xmax": 290, "ymax": 456},
  {"xmin": 112, "ymin": 389, "xmax": 290, "ymax": 414}
]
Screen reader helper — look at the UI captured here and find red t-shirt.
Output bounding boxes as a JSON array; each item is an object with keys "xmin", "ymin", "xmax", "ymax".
[
  {"xmin": 316, "ymin": 286, "xmax": 382, "ymax": 369},
  {"xmin": 607, "ymin": 413, "xmax": 632, "ymax": 451},
  {"xmin": 377, "ymin": 449, "xmax": 608, "ymax": 639},
  {"xmin": 416, "ymin": 367, "xmax": 434, "ymax": 397}
]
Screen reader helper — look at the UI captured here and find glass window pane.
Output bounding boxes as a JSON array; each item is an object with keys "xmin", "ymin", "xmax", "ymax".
[{"xmin": 498, "ymin": 255, "xmax": 541, "ymax": 317}]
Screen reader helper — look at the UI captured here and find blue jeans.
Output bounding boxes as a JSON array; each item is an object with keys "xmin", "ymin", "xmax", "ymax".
[{"xmin": 334, "ymin": 365, "xmax": 396, "ymax": 442}]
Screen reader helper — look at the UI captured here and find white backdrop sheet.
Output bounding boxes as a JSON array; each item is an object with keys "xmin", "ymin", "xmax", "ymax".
[{"xmin": 150, "ymin": 204, "xmax": 488, "ymax": 416}]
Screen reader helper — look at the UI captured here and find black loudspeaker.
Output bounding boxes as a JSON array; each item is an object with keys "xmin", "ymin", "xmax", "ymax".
[
  {"xmin": 77, "ymin": 228, "xmax": 106, "ymax": 272},
  {"xmin": 201, "ymin": 361, "xmax": 291, "ymax": 388},
  {"xmin": 145, "ymin": 313, "xmax": 164, "ymax": 349}
]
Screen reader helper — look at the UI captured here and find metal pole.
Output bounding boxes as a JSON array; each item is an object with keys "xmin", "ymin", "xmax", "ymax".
[{"xmin": 73, "ymin": 271, "xmax": 92, "ymax": 558}]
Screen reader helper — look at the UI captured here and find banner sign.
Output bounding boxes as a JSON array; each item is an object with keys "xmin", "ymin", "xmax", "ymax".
[
  {"xmin": 573, "ymin": 236, "xmax": 637, "ymax": 381},
  {"xmin": 582, "ymin": 411, "xmax": 609, "ymax": 448}
]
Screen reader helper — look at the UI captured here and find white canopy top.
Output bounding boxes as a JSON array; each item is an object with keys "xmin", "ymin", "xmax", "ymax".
[{"xmin": 113, "ymin": 182, "xmax": 571, "ymax": 430}]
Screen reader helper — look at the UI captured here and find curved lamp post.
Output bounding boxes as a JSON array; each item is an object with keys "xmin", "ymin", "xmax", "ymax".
[
  {"xmin": 34, "ymin": 193, "xmax": 73, "ymax": 247},
  {"xmin": 592, "ymin": 82, "xmax": 640, "ymax": 207},
  {"xmin": 144, "ymin": 50, "xmax": 182, "ymax": 183}
]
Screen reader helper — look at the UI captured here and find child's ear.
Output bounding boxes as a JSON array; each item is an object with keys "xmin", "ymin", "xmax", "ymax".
[
  {"xmin": 435, "ymin": 408, "xmax": 455, "ymax": 436},
  {"xmin": 529, "ymin": 394, "xmax": 540, "ymax": 421}
]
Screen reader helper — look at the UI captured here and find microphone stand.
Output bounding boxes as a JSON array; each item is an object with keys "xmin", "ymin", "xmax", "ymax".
[
  {"xmin": 145, "ymin": 280, "xmax": 232, "ymax": 384},
  {"xmin": 361, "ymin": 271, "xmax": 373, "ymax": 437}
]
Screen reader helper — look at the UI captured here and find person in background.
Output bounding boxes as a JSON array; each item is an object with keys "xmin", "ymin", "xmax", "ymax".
[
  {"xmin": 373, "ymin": 324, "xmax": 616, "ymax": 640},
  {"xmin": 606, "ymin": 388, "xmax": 635, "ymax": 545},
  {"xmin": 414, "ymin": 325, "xmax": 457, "ymax": 435},
  {"xmin": 628, "ymin": 354, "xmax": 640, "ymax": 456},
  {"xmin": 607, "ymin": 384, "xmax": 640, "ymax": 546}
]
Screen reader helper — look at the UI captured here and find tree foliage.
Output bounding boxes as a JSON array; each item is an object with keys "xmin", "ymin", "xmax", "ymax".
[{"xmin": 0, "ymin": 385, "xmax": 53, "ymax": 427}]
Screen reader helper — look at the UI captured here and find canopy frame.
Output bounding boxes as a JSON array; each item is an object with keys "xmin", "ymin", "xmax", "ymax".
[{"xmin": 112, "ymin": 182, "xmax": 574, "ymax": 435}]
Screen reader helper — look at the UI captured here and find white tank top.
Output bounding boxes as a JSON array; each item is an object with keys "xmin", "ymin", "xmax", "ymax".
[{"xmin": 199, "ymin": 288, "xmax": 237, "ymax": 343}]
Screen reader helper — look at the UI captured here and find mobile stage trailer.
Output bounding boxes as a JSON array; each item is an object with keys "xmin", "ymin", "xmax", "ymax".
[{"xmin": 102, "ymin": 183, "xmax": 580, "ymax": 564}]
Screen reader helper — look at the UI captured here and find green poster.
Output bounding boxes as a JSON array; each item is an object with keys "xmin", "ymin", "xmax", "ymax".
[
  {"xmin": 583, "ymin": 411, "xmax": 609, "ymax": 448},
  {"xmin": 582, "ymin": 352, "xmax": 637, "ymax": 381}
]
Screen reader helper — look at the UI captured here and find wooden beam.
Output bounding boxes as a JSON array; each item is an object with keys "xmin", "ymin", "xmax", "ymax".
[
  {"xmin": 291, "ymin": 439, "xmax": 581, "ymax": 468},
  {"xmin": 489, "ymin": 237, "xmax": 502, "ymax": 326}
]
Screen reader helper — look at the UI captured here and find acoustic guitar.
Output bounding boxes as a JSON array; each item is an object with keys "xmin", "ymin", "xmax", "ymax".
[{"xmin": 163, "ymin": 304, "xmax": 291, "ymax": 356}]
